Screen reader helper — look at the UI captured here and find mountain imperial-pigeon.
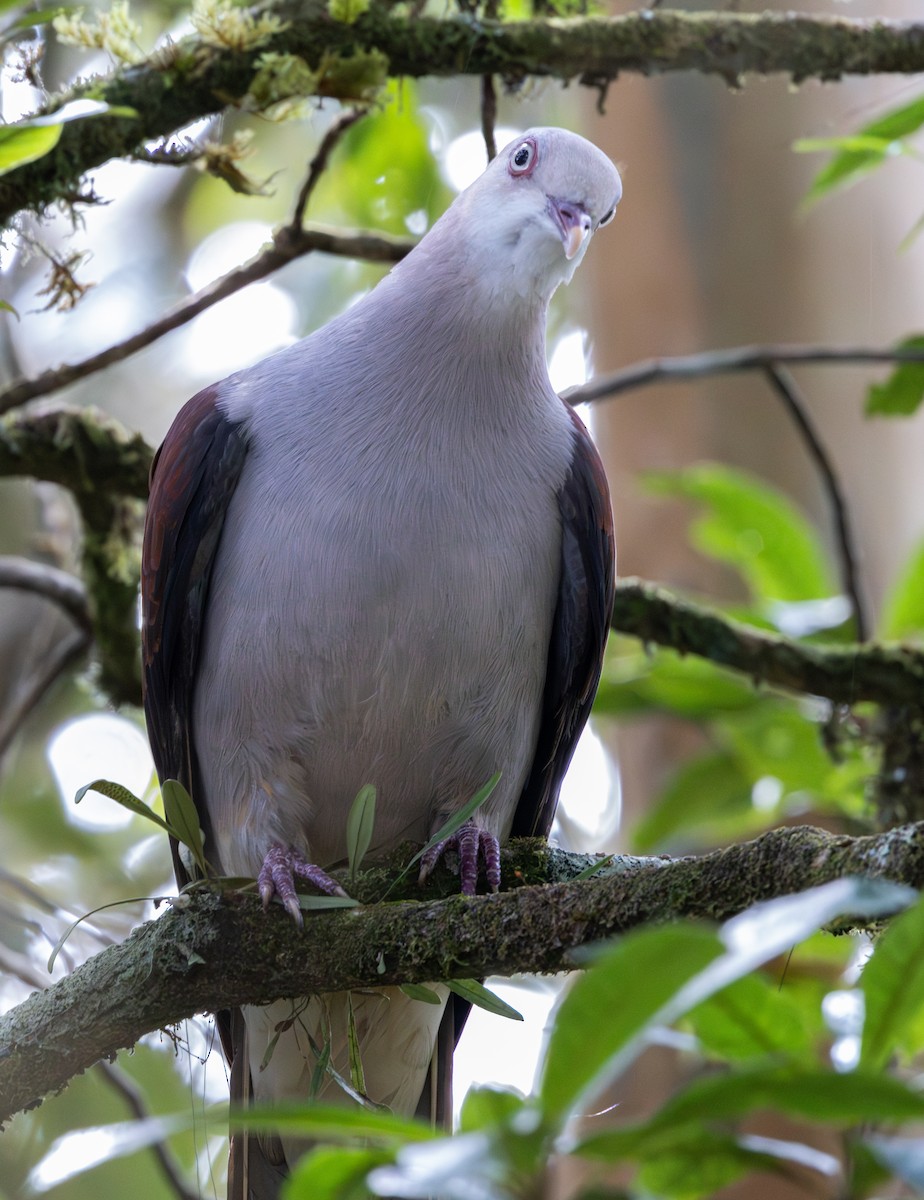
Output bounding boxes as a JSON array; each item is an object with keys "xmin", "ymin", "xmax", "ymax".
[{"xmin": 141, "ymin": 125, "xmax": 621, "ymax": 1199}]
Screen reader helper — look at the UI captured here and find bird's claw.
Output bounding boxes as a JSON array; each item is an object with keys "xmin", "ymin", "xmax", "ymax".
[
  {"xmin": 419, "ymin": 821, "xmax": 500, "ymax": 896},
  {"xmin": 257, "ymin": 843, "xmax": 347, "ymax": 927}
]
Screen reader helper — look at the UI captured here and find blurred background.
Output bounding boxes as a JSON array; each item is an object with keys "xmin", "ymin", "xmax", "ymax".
[{"xmin": 3, "ymin": 0, "xmax": 924, "ymax": 1194}]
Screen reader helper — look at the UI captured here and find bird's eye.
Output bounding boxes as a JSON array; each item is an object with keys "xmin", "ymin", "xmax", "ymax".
[
  {"xmin": 599, "ymin": 206, "xmax": 616, "ymax": 227},
  {"xmin": 509, "ymin": 140, "xmax": 536, "ymax": 176}
]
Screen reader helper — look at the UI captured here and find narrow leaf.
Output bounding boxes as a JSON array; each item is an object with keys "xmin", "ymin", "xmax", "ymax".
[
  {"xmin": 346, "ymin": 784, "xmax": 376, "ymax": 883},
  {"xmin": 0, "ymin": 299, "xmax": 19, "ymax": 317},
  {"xmin": 296, "ymin": 894, "xmax": 358, "ymax": 910},
  {"xmin": 161, "ymin": 779, "xmax": 208, "ymax": 876},
  {"xmin": 230, "ymin": 1103, "xmax": 434, "ymax": 1142},
  {"xmin": 400, "ymin": 983, "xmax": 444, "ymax": 1004},
  {"xmin": 75, "ymin": 778, "xmax": 172, "ymax": 835},
  {"xmin": 346, "ymin": 992, "xmax": 367, "ymax": 1096},
  {"xmin": 46, "ymin": 897, "xmax": 162, "ymax": 972},
  {"xmin": 408, "ymin": 772, "xmax": 501, "ymax": 867},
  {"xmin": 447, "ymin": 979, "xmax": 523, "ymax": 1021}
]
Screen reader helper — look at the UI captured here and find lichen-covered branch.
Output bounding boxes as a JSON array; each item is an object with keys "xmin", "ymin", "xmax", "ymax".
[
  {"xmin": 3, "ymin": 822, "xmax": 924, "ymax": 1122},
  {"xmin": 612, "ymin": 578, "xmax": 924, "ymax": 707},
  {"xmin": 2, "ymin": 7, "xmax": 924, "ymax": 223}
]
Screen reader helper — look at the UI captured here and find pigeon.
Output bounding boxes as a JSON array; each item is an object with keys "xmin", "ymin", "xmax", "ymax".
[{"xmin": 141, "ymin": 124, "xmax": 620, "ymax": 1199}]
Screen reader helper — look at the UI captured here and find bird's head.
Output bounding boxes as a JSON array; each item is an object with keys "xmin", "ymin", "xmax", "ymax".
[{"xmin": 449, "ymin": 126, "xmax": 621, "ymax": 305}]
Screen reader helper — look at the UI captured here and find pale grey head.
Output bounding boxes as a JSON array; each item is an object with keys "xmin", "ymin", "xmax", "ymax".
[{"xmin": 436, "ymin": 126, "xmax": 622, "ymax": 305}]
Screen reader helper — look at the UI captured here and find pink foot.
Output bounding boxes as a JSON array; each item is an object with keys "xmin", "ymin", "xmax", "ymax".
[
  {"xmin": 418, "ymin": 821, "xmax": 501, "ymax": 896},
  {"xmin": 258, "ymin": 843, "xmax": 346, "ymax": 926}
]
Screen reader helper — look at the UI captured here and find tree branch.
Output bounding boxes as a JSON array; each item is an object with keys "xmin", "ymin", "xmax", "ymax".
[
  {"xmin": 0, "ymin": 225, "xmax": 412, "ymax": 417},
  {"xmin": 0, "ymin": 556, "xmax": 91, "ymax": 633},
  {"xmin": 762, "ymin": 364, "xmax": 867, "ymax": 642},
  {"xmin": 3, "ymin": 823, "xmax": 924, "ymax": 1123},
  {"xmin": 567, "ymin": 343, "xmax": 924, "ymax": 406},
  {"xmin": 611, "ymin": 577, "xmax": 924, "ymax": 707},
  {"xmin": 2, "ymin": 8, "xmax": 924, "ymax": 223}
]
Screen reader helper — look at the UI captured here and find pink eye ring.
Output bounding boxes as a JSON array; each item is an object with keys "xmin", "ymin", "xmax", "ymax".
[{"xmin": 509, "ymin": 139, "xmax": 537, "ymax": 176}]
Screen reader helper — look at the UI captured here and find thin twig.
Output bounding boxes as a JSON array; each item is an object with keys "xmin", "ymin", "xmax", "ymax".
[
  {"xmin": 0, "ymin": 225, "xmax": 413, "ymax": 416},
  {"xmin": 567, "ymin": 342, "xmax": 924, "ymax": 406},
  {"xmin": 763, "ymin": 364, "xmax": 868, "ymax": 642},
  {"xmin": 291, "ymin": 108, "xmax": 367, "ymax": 229},
  {"xmin": 0, "ymin": 556, "xmax": 91, "ymax": 633},
  {"xmin": 95, "ymin": 1061, "xmax": 200, "ymax": 1200},
  {"xmin": 481, "ymin": 75, "xmax": 498, "ymax": 162},
  {"xmin": 0, "ymin": 628, "xmax": 88, "ymax": 758}
]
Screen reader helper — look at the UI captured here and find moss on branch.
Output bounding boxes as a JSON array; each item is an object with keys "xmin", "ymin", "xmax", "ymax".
[
  {"xmin": 2, "ymin": 7, "xmax": 924, "ymax": 223},
  {"xmin": 3, "ymin": 824, "xmax": 924, "ymax": 1122},
  {"xmin": 612, "ymin": 577, "xmax": 924, "ymax": 708}
]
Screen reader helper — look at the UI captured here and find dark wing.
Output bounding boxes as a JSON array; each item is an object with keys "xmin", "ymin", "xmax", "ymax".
[
  {"xmin": 512, "ymin": 405, "xmax": 615, "ymax": 839},
  {"xmin": 141, "ymin": 384, "xmax": 249, "ymax": 886}
]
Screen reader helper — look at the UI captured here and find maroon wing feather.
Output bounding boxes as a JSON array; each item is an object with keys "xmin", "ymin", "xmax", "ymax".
[
  {"xmin": 512, "ymin": 406, "xmax": 615, "ymax": 839},
  {"xmin": 141, "ymin": 384, "xmax": 249, "ymax": 884}
]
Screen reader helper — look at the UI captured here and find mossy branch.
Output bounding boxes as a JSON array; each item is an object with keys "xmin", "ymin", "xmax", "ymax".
[
  {"xmin": 3, "ymin": 7, "xmax": 924, "ymax": 223},
  {"xmin": 4, "ymin": 822, "xmax": 924, "ymax": 1122},
  {"xmin": 611, "ymin": 578, "xmax": 924, "ymax": 707}
]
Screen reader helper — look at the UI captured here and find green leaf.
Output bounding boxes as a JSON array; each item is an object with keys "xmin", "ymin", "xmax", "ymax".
[
  {"xmin": 161, "ymin": 779, "xmax": 208, "ymax": 876},
  {"xmin": 327, "ymin": 0, "xmax": 369, "ymax": 22},
  {"xmin": 346, "ymin": 784, "xmax": 376, "ymax": 883},
  {"xmin": 27, "ymin": 1113, "xmax": 191, "ymax": 1191},
  {"xmin": 231, "ymin": 1103, "xmax": 434, "ymax": 1143},
  {"xmin": 0, "ymin": 120, "xmax": 62, "ymax": 173},
  {"xmin": 860, "ymin": 891, "xmax": 924, "ymax": 1069},
  {"xmin": 655, "ymin": 1063, "xmax": 924, "ymax": 1128},
  {"xmin": 1, "ymin": 6, "xmax": 72, "ymax": 39},
  {"xmin": 879, "ymin": 535, "xmax": 924, "ymax": 639},
  {"xmin": 296, "ymin": 894, "xmax": 358, "ymax": 910},
  {"xmin": 646, "ymin": 464, "xmax": 835, "ymax": 605},
  {"xmin": 685, "ymin": 971, "xmax": 812, "ymax": 1062},
  {"xmin": 408, "ymin": 773, "xmax": 501, "ymax": 868},
  {"xmin": 866, "ymin": 337, "xmax": 924, "ymax": 417},
  {"xmin": 458, "ymin": 1084, "xmax": 526, "ymax": 1133},
  {"xmin": 75, "ymin": 779, "xmax": 172, "ymax": 835},
  {"xmin": 796, "ymin": 94, "xmax": 924, "ymax": 205},
  {"xmin": 631, "ymin": 751, "xmax": 752, "ymax": 852},
  {"xmin": 542, "ymin": 879, "xmax": 911, "ymax": 1129},
  {"xmin": 346, "ymin": 992, "xmax": 366, "ymax": 1097},
  {"xmin": 285, "ymin": 1145, "xmax": 392, "ymax": 1200},
  {"xmin": 399, "ymin": 983, "xmax": 443, "ymax": 1004},
  {"xmin": 447, "ymin": 979, "xmax": 523, "ymax": 1021},
  {"xmin": 0, "ymin": 100, "xmax": 138, "ymax": 176},
  {"xmin": 540, "ymin": 924, "xmax": 723, "ymax": 1125},
  {"xmin": 0, "ymin": 299, "xmax": 19, "ymax": 318},
  {"xmin": 596, "ymin": 643, "xmax": 759, "ymax": 720}
]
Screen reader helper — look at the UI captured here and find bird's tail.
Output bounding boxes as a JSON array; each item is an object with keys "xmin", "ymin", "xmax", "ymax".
[{"xmin": 227, "ymin": 985, "xmax": 452, "ymax": 1200}]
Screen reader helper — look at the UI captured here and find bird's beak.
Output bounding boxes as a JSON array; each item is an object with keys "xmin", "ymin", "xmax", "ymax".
[{"xmin": 549, "ymin": 198, "xmax": 593, "ymax": 261}]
